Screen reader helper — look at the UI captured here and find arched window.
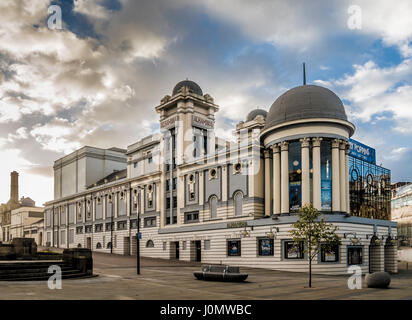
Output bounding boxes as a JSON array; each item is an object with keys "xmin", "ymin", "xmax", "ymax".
[
  {"xmin": 106, "ymin": 242, "xmax": 112, "ymax": 249},
  {"xmin": 146, "ymin": 240, "xmax": 154, "ymax": 248},
  {"xmin": 96, "ymin": 242, "xmax": 102, "ymax": 249},
  {"xmin": 77, "ymin": 243, "xmax": 82, "ymax": 248},
  {"xmin": 234, "ymin": 191, "xmax": 243, "ymax": 216},
  {"xmin": 209, "ymin": 195, "xmax": 218, "ymax": 219}
]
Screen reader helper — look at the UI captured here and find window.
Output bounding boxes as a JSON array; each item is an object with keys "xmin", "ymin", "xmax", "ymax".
[
  {"xmin": 76, "ymin": 226, "xmax": 83, "ymax": 234},
  {"xmin": 258, "ymin": 238, "xmax": 274, "ymax": 256},
  {"xmin": 204, "ymin": 240, "xmax": 211, "ymax": 250},
  {"xmin": 209, "ymin": 196, "xmax": 217, "ymax": 219},
  {"xmin": 320, "ymin": 140, "xmax": 332, "ymax": 211},
  {"xmin": 347, "ymin": 246, "xmax": 363, "ymax": 265},
  {"xmin": 166, "ymin": 180, "xmax": 170, "ymax": 191},
  {"xmin": 234, "ymin": 192, "xmax": 243, "ymax": 216},
  {"xmin": 96, "ymin": 242, "xmax": 102, "ymax": 249},
  {"xmin": 166, "ymin": 197, "xmax": 171, "ymax": 209},
  {"xmin": 106, "ymin": 222, "xmax": 114, "ymax": 231},
  {"xmin": 144, "ymin": 217, "xmax": 156, "ymax": 228},
  {"xmin": 173, "ymin": 177, "xmax": 177, "ymax": 190},
  {"xmin": 166, "ymin": 217, "xmax": 170, "ymax": 225},
  {"xmin": 148, "ymin": 156, "xmax": 153, "ymax": 163},
  {"xmin": 130, "ymin": 219, "xmax": 138, "ymax": 229},
  {"xmin": 60, "ymin": 230, "xmax": 66, "ymax": 245},
  {"xmin": 172, "ymin": 216, "xmax": 177, "ymax": 224},
  {"xmin": 284, "ymin": 241, "xmax": 304, "ymax": 259},
  {"xmin": 117, "ymin": 221, "xmax": 127, "ymax": 230},
  {"xmin": 184, "ymin": 211, "xmax": 199, "ymax": 223},
  {"xmin": 95, "ymin": 224, "xmax": 103, "ymax": 232},
  {"xmin": 227, "ymin": 240, "xmax": 241, "ymax": 256},
  {"xmin": 163, "ymin": 242, "xmax": 167, "ymax": 251},
  {"xmin": 209, "ymin": 168, "xmax": 218, "ymax": 180},
  {"xmin": 182, "ymin": 241, "xmax": 187, "ymax": 250},
  {"xmin": 106, "ymin": 242, "xmax": 112, "ymax": 249},
  {"xmin": 173, "ymin": 196, "xmax": 177, "ymax": 208},
  {"xmin": 320, "ymin": 244, "xmax": 339, "ymax": 262},
  {"xmin": 289, "ymin": 141, "xmax": 302, "ymax": 212},
  {"xmin": 134, "ymin": 161, "xmax": 138, "ymax": 168},
  {"xmin": 146, "ymin": 240, "xmax": 154, "ymax": 248},
  {"xmin": 85, "ymin": 225, "xmax": 93, "ymax": 233}
]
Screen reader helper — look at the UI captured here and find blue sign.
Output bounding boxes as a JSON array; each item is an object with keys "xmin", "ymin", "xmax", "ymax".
[
  {"xmin": 348, "ymin": 139, "xmax": 376, "ymax": 164},
  {"xmin": 137, "ymin": 232, "xmax": 142, "ymax": 239}
]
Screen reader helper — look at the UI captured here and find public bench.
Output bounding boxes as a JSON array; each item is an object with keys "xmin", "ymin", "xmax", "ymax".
[{"xmin": 194, "ymin": 265, "xmax": 248, "ymax": 282}]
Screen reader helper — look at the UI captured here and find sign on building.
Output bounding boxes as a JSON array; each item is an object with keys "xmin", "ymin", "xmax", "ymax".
[{"xmin": 348, "ymin": 139, "xmax": 376, "ymax": 164}]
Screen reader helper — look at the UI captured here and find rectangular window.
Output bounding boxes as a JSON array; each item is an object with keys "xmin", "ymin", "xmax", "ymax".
[
  {"xmin": 130, "ymin": 219, "xmax": 138, "ymax": 229},
  {"xmin": 173, "ymin": 178, "xmax": 177, "ymax": 190},
  {"xmin": 166, "ymin": 197, "xmax": 171, "ymax": 209},
  {"xmin": 105, "ymin": 222, "xmax": 114, "ymax": 231},
  {"xmin": 134, "ymin": 161, "xmax": 138, "ymax": 168},
  {"xmin": 258, "ymin": 238, "xmax": 274, "ymax": 256},
  {"xmin": 76, "ymin": 226, "xmax": 83, "ymax": 234},
  {"xmin": 284, "ymin": 241, "xmax": 304, "ymax": 259},
  {"xmin": 60, "ymin": 230, "xmax": 66, "ymax": 245},
  {"xmin": 182, "ymin": 241, "xmax": 187, "ymax": 250},
  {"xmin": 347, "ymin": 246, "xmax": 363, "ymax": 265},
  {"xmin": 227, "ymin": 239, "xmax": 241, "ymax": 256},
  {"xmin": 148, "ymin": 157, "xmax": 153, "ymax": 163},
  {"xmin": 166, "ymin": 180, "xmax": 170, "ymax": 191},
  {"xmin": 204, "ymin": 240, "xmax": 211, "ymax": 250},
  {"xmin": 69, "ymin": 229, "xmax": 74, "ymax": 243},
  {"xmin": 166, "ymin": 217, "xmax": 170, "ymax": 225},
  {"xmin": 184, "ymin": 211, "xmax": 199, "ymax": 223},
  {"xmin": 117, "ymin": 221, "xmax": 127, "ymax": 230},
  {"xmin": 321, "ymin": 244, "xmax": 339, "ymax": 262},
  {"xmin": 95, "ymin": 224, "xmax": 103, "ymax": 232},
  {"xmin": 163, "ymin": 242, "xmax": 167, "ymax": 251},
  {"xmin": 173, "ymin": 196, "xmax": 177, "ymax": 208},
  {"xmin": 172, "ymin": 216, "xmax": 177, "ymax": 224},
  {"xmin": 144, "ymin": 217, "xmax": 156, "ymax": 228},
  {"xmin": 85, "ymin": 225, "xmax": 93, "ymax": 233}
]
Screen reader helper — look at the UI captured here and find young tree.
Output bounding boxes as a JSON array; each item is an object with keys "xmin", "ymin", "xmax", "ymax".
[{"xmin": 289, "ymin": 203, "xmax": 340, "ymax": 288}]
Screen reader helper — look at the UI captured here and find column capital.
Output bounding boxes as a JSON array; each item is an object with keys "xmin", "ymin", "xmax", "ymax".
[
  {"xmin": 264, "ymin": 149, "xmax": 271, "ymax": 158},
  {"xmin": 300, "ymin": 137, "xmax": 311, "ymax": 148},
  {"xmin": 280, "ymin": 141, "xmax": 289, "ymax": 151},
  {"xmin": 331, "ymin": 139, "xmax": 341, "ymax": 149},
  {"xmin": 345, "ymin": 142, "xmax": 350, "ymax": 155},
  {"xmin": 339, "ymin": 140, "xmax": 348, "ymax": 150},
  {"xmin": 271, "ymin": 144, "xmax": 280, "ymax": 153},
  {"xmin": 312, "ymin": 137, "xmax": 323, "ymax": 147}
]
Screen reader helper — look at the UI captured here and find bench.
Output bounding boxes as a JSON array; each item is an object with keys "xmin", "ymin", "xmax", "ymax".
[{"xmin": 194, "ymin": 265, "xmax": 248, "ymax": 282}]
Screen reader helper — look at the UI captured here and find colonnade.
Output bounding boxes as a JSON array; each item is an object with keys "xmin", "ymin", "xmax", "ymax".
[{"xmin": 264, "ymin": 138, "xmax": 350, "ymax": 215}]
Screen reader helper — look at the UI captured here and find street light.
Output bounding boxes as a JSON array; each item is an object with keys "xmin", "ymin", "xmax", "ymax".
[{"xmin": 131, "ymin": 186, "xmax": 141, "ymax": 275}]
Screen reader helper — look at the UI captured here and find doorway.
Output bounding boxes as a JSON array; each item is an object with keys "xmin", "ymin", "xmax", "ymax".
[
  {"xmin": 123, "ymin": 237, "xmax": 130, "ymax": 255},
  {"xmin": 86, "ymin": 237, "xmax": 92, "ymax": 249},
  {"xmin": 173, "ymin": 241, "xmax": 180, "ymax": 259},
  {"xmin": 195, "ymin": 240, "xmax": 201, "ymax": 262}
]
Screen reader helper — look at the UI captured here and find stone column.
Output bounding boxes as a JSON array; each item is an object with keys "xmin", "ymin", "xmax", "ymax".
[
  {"xmin": 199, "ymin": 171, "xmax": 204, "ymax": 206},
  {"xmin": 300, "ymin": 138, "xmax": 310, "ymax": 206},
  {"xmin": 264, "ymin": 149, "xmax": 271, "ymax": 216},
  {"xmin": 280, "ymin": 141, "xmax": 289, "ymax": 214},
  {"xmin": 272, "ymin": 144, "xmax": 281, "ymax": 215},
  {"xmin": 331, "ymin": 139, "xmax": 341, "ymax": 212},
  {"xmin": 339, "ymin": 141, "xmax": 347, "ymax": 213},
  {"xmin": 345, "ymin": 143, "xmax": 350, "ymax": 214},
  {"xmin": 312, "ymin": 138, "xmax": 322, "ymax": 211}
]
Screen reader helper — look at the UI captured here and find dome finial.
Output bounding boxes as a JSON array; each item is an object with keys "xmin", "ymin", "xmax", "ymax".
[{"xmin": 303, "ymin": 62, "xmax": 306, "ymax": 85}]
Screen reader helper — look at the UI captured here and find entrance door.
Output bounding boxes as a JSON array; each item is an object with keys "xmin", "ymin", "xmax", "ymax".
[
  {"xmin": 124, "ymin": 237, "xmax": 130, "ymax": 255},
  {"xmin": 86, "ymin": 237, "xmax": 92, "ymax": 249},
  {"xmin": 195, "ymin": 240, "xmax": 201, "ymax": 262},
  {"xmin": 174, "ymin": 241, "xmax": 180, "ymax": 259}
]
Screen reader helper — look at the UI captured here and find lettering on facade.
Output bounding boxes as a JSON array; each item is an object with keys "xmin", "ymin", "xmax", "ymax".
[
  {"xmin": 227, "ymin": 221, "xmax": 247, "ymax": 229},
  {"xmin": 192, "ymin": 115, "xmax": 213, "ymax": 129},
  {"xmin": 160, "ymin": 116, "xmax": 178, "ymax": 129}
]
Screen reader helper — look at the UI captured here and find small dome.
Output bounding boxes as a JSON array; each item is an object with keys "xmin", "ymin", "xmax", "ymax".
[
  {"xmin": 172, "ymin": 80, "xmax": 203, "ymax": 96},
  {"xmin": 264, "ymin": 85, "xmax": 348, "ymax": 130},
  {"xmin": 246, "ymin": 109, "xmax": 267, "ymax": 122}
]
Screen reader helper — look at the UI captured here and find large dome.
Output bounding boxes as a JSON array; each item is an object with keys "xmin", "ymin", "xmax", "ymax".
[
  {"xmin": 246, "ymin": 108, "xmax": 267, "ymax": 122},
  {"xmin": 172, "ymin": 80, "xmax": 203, "ymax": 96},
  {"xmin": 264, "ymin": 85, "xmax": 348, "ymax": 130}
]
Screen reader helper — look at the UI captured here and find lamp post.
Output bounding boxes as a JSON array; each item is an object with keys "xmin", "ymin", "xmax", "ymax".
[
  {"xmin": 110, "ymin": 193, "xmax": 113, "ymax": 254},
  {"xmin": 135, "ymin": 186, "xmax": 141, "ymax": 275}
]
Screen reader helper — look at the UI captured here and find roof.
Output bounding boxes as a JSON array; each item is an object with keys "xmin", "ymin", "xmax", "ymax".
[
  {"xmin": 172, "ymin": 80, "xmax": 203, "ymax": 96},
  {"xmin": 87, "ymin": 169, "xmax": 127, "ymax": 189},
  {"xmin": 246, "ymin": 109, "xmax": 267, "ymax": 122},
  {"xmin": 264, "ymin": 85, "xmax": 348, "ymax": 130}
]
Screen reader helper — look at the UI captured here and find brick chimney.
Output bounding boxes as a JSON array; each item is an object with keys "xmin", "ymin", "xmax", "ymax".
[{"xmin": 10, "ymin": 171, "xmax": 18, "ymax": 202}]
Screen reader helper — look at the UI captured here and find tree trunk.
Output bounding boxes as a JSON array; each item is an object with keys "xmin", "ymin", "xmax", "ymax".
[{"xmin": 309, "ymin": 258, "xmax": 312, "ymax": 288}]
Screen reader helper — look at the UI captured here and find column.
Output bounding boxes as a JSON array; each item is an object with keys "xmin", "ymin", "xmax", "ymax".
[
  {"xmin": 300, "ymin": 138, "xmax": 310, "ymax": 206},
  {"xmin": 222, "ymin": 165, "xmax": 228, "ymax": 202},
  {"xmin": 280, "ymin": 141, "xmax": 289, "ymax": 214},
  {"xmin": 339, "ymin": 141, "xmax": 347, "ymax": 213},
  {"xmin": 272, "ymin": 144, "xmax": 281, "ymax": 215},
  {"xmin": 264, "ymin": 149, "xmax": 271, "ymax": 216},
  {"xmin": 331, "ymin": 139, "xmax": 341, "ymax": 212},
  {"xmin": 345, "ymin": 143, "xmax": 350, "ymax": 214},
  {"xmin": 199, "ymin": 171, "xmax": 204, "ymax": 205},
  {"xmin": 312, "ymin": 138, "xmax": 322, "ymax": 211}
]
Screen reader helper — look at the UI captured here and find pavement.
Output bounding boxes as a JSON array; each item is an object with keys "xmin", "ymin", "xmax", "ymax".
[{"xmin": 0, "ymin": 251, "xmax": 412, "ymax": 300}]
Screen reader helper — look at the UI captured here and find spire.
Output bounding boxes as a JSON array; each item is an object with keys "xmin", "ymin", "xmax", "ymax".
[{"xmin": 303, "ymin": 62, "xmax": 306, "ymax": 85}]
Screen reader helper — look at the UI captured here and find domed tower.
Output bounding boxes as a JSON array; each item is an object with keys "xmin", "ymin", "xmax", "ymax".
[{"xmin": 260, "ymin": 85, "xmax": 355, "ymax": 216}]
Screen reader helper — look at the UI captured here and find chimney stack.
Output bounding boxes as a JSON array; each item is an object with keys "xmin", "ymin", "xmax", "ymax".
[{"xmin": 10, "ymin": 171, "xmax": 18, "ymax": 202}]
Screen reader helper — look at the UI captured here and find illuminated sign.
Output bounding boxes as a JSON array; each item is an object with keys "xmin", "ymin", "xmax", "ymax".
[{"xmin": 348, "ymin": 139, "xmax": 376, "ymax": 164}]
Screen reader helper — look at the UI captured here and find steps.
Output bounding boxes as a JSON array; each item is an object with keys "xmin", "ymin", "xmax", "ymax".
[{"xmin": 0, "ymin": 261, "xmax": 94, "ymax": 281}]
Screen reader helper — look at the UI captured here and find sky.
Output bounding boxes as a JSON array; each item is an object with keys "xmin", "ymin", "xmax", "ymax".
[{"xmin": 1, "ymin": 0, "xmax": 412, "ymax": 206}]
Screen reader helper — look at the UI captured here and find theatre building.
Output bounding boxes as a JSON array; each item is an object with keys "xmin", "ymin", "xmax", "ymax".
[{"xmin": 44, "ymin": 80, "xmax": 397, "ymax": 274}]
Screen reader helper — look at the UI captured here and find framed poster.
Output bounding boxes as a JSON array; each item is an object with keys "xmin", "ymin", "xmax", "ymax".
[
  {"xmin": 227, "ymin": 240, "xmax": 241, "ymax": 256},
  {"xmin": 321, "ymin": 180, "xmax": 332, "ymax": 210},
  {"xmin": 289, "ymin": 182, "xmax": 301, "ymax": 211},
  {"xmin": 348, "ymin": 246, "xmax": 363, "ymax": 265},
  {"xmin": 321, "ymin": 244, "xmax": 339, "ymax": 262},
  {"xmin": 258, "ymin": 238, "xmax": 274, "ymax": 256},
  {"xmin": 284, "ymin": 241, "xmax": 304, "ymax": 259}
]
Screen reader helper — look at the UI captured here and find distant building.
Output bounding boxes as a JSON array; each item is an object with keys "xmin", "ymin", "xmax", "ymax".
[
  {"xmin": 392, "ymin": 183, "xmax": 412, "ymax": 244},
  {"xmin": 0, "ymin": 171, "xmax": 44, "ymax": 244}
]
